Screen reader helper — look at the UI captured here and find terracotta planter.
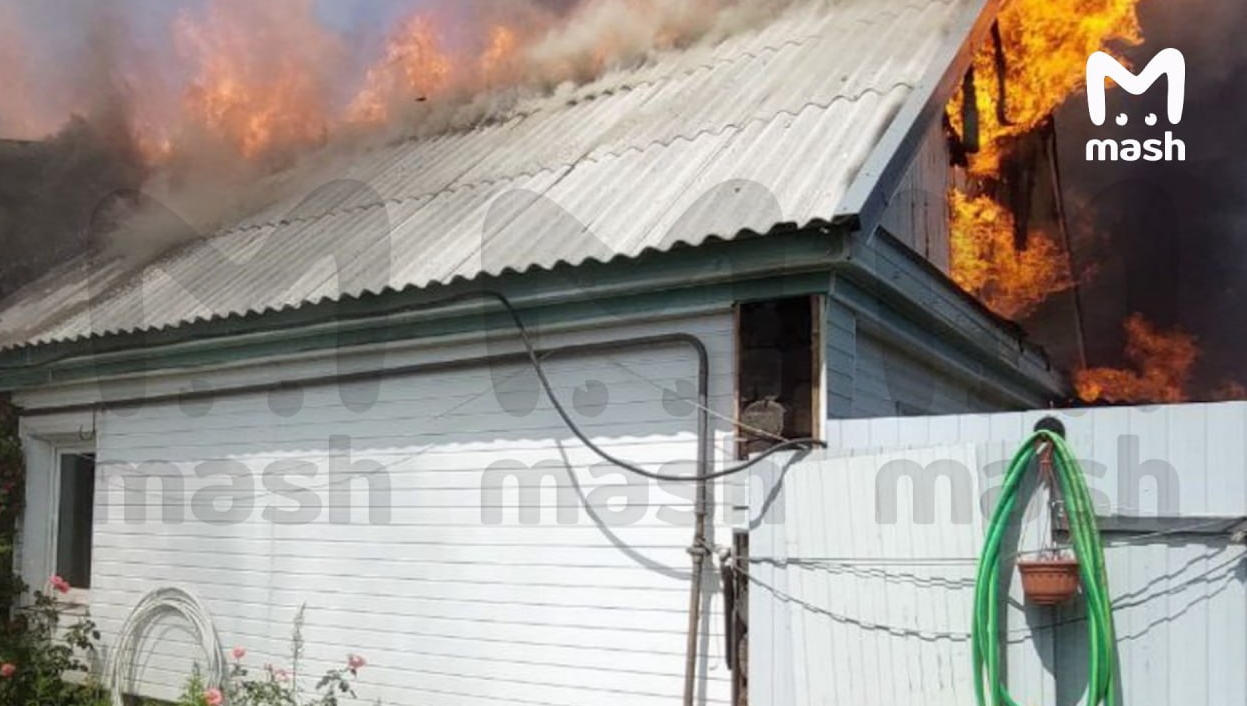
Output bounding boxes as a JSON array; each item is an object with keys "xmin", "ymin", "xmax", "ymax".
[{"xmin": 1017, "ymin": 558, "xmax": 1081, "ymax": 605}]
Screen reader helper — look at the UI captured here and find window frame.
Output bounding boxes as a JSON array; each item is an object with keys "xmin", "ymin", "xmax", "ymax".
[
  {"xmin": 732, "ymin": 294, "xmax": 826, "ymax": 459},
  {"xmin": 48, "ymin": 444, "xmax": 97, "ymax": 601}
]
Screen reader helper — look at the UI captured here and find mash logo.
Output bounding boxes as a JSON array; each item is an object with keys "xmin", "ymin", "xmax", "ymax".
[{"xmin": 1085, "ymin": 48, "xmax": 1186, "ymax": 162}]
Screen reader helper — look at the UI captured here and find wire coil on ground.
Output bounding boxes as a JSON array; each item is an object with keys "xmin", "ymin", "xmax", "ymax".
[{"xmin": 106, "ymin": 586, "xmax": 225, "ymax": 706}]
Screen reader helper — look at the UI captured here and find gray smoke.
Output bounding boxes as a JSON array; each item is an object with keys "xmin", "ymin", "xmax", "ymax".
[
  {"xmin": 1055, "ymin": 0, "xmax": 1247, "ymax": 397},
  {"xmin": 0, "ymin": 1, "xmax": 148, "ymax": 300},
  {"xmin": 0, "ymin": 0, "xmax": 805, "ymax": 301}
]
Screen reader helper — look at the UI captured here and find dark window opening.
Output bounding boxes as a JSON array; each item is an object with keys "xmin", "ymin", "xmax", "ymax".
[
  {"xmin": 56, "ymin": 452, "xmax": 96, "ymax": 590},
  {"xmin": 736, "ymin": 296, "xmax": 817, "ymax": 457}
]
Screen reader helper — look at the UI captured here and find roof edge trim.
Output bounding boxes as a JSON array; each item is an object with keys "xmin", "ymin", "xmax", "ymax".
[
  {"xmin": 836, "ymin": 0, "xmax": 1000, "ymax": 234},
  {"xmin": 0, "ymin": 227, "xmax": 846, "ymax": 392}
]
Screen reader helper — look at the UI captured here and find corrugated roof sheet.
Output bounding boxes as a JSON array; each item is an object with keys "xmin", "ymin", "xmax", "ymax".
[{"xmin": 0, "ymin": 0, "xmax": 977, "ymax": 351}]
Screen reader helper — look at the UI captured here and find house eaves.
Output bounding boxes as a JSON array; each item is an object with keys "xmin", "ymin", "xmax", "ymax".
[{"xmin": 0, "ymin": 227, "xmax": 1064, "ymax": 410}]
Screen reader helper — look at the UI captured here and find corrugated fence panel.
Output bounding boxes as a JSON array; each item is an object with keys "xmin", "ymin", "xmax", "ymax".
[
  {"xmin": 825, "ymin": 403, "xmax": 1247, "ymax": 518},
  {"xmin": 85, "ymin": 313, "xmax": 738, "ymax": 706},
  {"xmin": 750, "ymin": 445, "xmax": 992, "ymax": 705},
  {"xmin": 1052, "ymin": 538, "xmax": 1247, "ymax": 706},
  {"xmin": 756, "ymin": 405, "xmax": 1247, "ymax": 706}
]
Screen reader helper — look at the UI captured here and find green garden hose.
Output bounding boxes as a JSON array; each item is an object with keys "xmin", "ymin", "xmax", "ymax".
[{"xmin": 972, "ymin": 431, "xmax": 1118, "ymax": 706}]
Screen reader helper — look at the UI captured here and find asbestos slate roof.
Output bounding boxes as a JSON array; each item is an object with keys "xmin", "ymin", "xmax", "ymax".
[{"xmin": 0, "ymin": 0, "xmax": 977, "ymax": 351}]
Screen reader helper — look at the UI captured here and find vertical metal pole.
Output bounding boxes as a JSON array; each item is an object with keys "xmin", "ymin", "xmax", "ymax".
[{"xmin": 683, "ymin": 340, "xmax": 712, "ymax": 706}]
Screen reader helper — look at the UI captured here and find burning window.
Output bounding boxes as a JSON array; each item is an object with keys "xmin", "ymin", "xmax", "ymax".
[
  {"xmin": 937, "ymin": 0, "xmax": 1240, "ymax": 405},
  {"xmin": 943, "ymin": 0, "xmax": 1145, "ymax": 322}
]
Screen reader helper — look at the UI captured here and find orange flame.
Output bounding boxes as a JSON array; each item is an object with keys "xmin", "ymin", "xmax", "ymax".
[
  {"xmin": 949, "ymin": 190, "xmax": 1074, "ymax": 320},
  {"xmin": 949, "ymin": 0, "xmax": 1143, "ymax": 175},
  {"xmin": 4, "ymin": 0, "xmax": 751, "ymax": 169},
  {"xmin": 174, "ymin": 0, "xmax": 340, "ymax": 160},
  {"xmin": 1075, "ymin": 314, "xmax": 1198, "ymax": 404},
  {"xmin": 943, "ymin": 0, "xmax": 1144, "ymax": 321},
  {"xmin": 348, "ymin": 15, "xmax": 454, "ymax": 125},
  {"xmin": 481, "ymin": 26, "xmax": 522, "ymax": 86}
]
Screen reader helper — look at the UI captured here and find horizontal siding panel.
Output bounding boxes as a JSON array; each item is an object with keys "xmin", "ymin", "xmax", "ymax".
[
  {"xmin": 91, "ymin": 574, "xmax": 696, "ymax": 616},
  {"xmin": 89, "ymin": 611, "xmax": 705, "ymax": 664},
  {"xmin": 87, "ymin": 523, "xmax": 715, "ymax": 546},
  {"xmin": 79, "ymin": 313, "xmax": 736, "ymax": 706},
  {"xmin": 96, "ymin": 360, "xmax": 733, "ymax": 426}
]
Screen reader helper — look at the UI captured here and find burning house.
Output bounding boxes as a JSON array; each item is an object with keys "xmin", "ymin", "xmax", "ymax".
[{"xmin": 0, "ymin": 0, "xmax": 1242, "ymax": 705}]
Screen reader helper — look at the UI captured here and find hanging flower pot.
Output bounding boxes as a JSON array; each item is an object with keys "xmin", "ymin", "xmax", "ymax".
[{"xmin": 1017, "ymin": 556, "xmax": 1081, "ymax": 605}]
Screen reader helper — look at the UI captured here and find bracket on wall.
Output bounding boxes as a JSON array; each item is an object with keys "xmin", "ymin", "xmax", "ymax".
[{"xmin": 76, "ymin": 410, "xmax": 97, "ymax": 442}]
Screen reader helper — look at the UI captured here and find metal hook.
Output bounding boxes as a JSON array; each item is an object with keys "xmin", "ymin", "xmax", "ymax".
[{"xmin": 77, "ymin": 409, "xmax": 97, "ymax": 441}]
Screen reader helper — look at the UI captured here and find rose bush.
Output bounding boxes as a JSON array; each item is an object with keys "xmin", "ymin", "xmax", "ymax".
[
  {"xmin": 0, "ymin": 575, "xmax": 109, "ymax": 706},
  {"xmin": 183, "ymin": 606, "xmax": 368, "ymax": 706}
]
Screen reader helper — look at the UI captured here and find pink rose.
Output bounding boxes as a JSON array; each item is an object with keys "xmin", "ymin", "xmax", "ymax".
[
  {"xmin": 275, "ymin": 668, "xmax": 289, "ymax": 683},
  {"xmin": 49, "ymin": 575, "xmax": 71, "ymax": 594},
  {"xmin": 232, "ymin": 646, "xmax": 246, "ymax": 661},
  {"xmin": 203, "ymin": 688, "xmax": 223, "ymax": 706},
  {"xmin": 0, "ymin": 662, "xmax": 16, "ymax": 678},
  {"xmin": 347, "ymin": 654, "xmax": 366, "ymax": 670}
]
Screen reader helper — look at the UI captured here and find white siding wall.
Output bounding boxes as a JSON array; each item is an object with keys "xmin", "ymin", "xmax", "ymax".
[
  {"xmin": 27, "ymin": 312, "xmax": 738, "ymax": 706},
  {"xmin": 1061, "ymin": 537, "xmax": 1246, "ymax": 706}
]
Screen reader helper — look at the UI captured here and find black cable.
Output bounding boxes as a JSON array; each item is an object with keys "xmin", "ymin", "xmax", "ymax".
[
  {"xmin": 478, "ymin": 289, "xmax": 826, "ymax": 483},
  {"xmin": 9, "ymin": 287, "xmax": 825, "ymax": 482}
]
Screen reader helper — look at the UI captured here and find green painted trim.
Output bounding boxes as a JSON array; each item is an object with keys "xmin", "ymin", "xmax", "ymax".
[
  {"xmin": 840, "ymin": 229, "xmax": 1067, "ymax": 396},
  {"xmin": 832, "ymin": 278, "xmax": 1054, "ymax": 409},
  {"xmin": 0, "ymin": 231, "xmax": 839, "ymax": 391},
  {"xmin": 0, "ymin": 224, "xmax": 1068, "ymax": 410}
]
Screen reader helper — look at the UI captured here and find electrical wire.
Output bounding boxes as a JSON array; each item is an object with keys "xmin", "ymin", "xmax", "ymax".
[
  {"xmin": 730, "ymin": 548, "xmax": 1240, "ymax": 643},
  {"xmin": 605, "ymin": 357, "xmax": 790, "ymax": 444},
  {"xmin": 476, "ymin": 290, "xmax": 825, "ymax": 481},
  {"xmin": 742, "ymin": 515, "xmax": 1244, "ymax": 568},
  {"xmin": 81, "ymin": 289, "xmax": 823, "ymax": 487},
  {"xmin": 106, "ymin": 587, "xmax": 226, "ymax": 706}
]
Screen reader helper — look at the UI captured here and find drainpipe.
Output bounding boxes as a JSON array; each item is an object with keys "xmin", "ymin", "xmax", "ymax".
[{"xmin": 683, "ymin": 342, "xmax": 712, "ymax": 706}]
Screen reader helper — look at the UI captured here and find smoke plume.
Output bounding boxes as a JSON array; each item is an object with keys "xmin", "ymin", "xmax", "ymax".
[
  {"xmin": 0, "ymin": 0, "xmax": 803, "ymax": 300},
  {"xmin": 1055, "ymin": 0, "xmax": 1247, "ymax": 397}
]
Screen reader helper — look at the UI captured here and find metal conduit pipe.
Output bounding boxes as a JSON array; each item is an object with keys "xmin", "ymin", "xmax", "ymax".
[
  {"xmin": 684, "ymin": 334, "xmax": 711, "ymax": 706},
  {"xmin": 21, "ymin": 293, "xmax": 719, "ymax": 706}
]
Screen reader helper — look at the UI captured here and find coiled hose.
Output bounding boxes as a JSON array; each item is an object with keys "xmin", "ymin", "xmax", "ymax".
[
  {"xmin": 972, "ymin": 431, "xmax": 1117, "ymax": 706},
  {"xmin": 106, "ymin": 586, "xmax": 226, "ymax": 706}
]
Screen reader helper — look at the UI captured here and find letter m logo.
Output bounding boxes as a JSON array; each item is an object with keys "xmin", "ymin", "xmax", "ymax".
[{"xmin": 1086, "ymin": 48, "xmax": 1185, "ymax": 126}]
